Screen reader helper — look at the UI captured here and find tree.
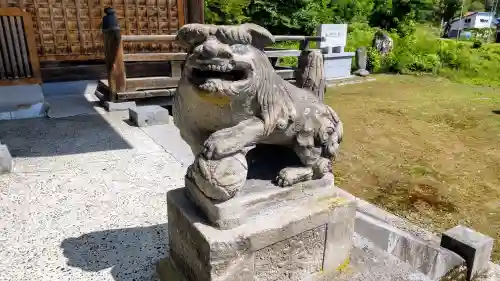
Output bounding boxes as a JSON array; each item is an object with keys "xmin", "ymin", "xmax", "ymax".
[
  {"xmin": 245, "ymin": 0, "xmax": 334, "ymax": 35},
  {"xmin": 205, "ymin": 0, "xmax": 251, "ymax": 25},
  {"xmin": 331, "ymin": 0, "xmax": 375, "ymax": 23},
  {"xmin": 439, "ymin": 0, "xmax": 462, "ymax": 37}
]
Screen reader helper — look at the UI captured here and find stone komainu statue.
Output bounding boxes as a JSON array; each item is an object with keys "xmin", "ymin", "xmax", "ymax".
[
  {"xmin": 173, "ymin": 23, "xmax": 343, "ymax": 201},
  {"xmin": 372, "ymin": 30, "xmax": 393, "ymax": 56}
]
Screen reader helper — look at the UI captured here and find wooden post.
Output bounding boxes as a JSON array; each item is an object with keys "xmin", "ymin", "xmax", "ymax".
[
  {"xmin": 102, "ymin": 7, "xmax": 126, "ymax": 102},
  {"xmin": 295, "ymin": 50, "xmax": 326, "ymax": 102},
  {"xmin": 171, "ymin": 61, "xmax": 184, "ymax": 77}
]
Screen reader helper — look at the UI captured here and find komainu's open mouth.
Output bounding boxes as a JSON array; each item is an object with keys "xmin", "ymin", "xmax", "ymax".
[
  {"xmin": 188, "ymin": 59, "xmax": 250, "ymax": 87},
  {"xmin": 192, "ymin": 67, "xmax": 247, "ymax": 82}
]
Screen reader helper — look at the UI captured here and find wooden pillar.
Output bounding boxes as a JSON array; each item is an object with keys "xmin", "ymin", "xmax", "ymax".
[
  {"xmin": 171, "ymin": 61, "xmax": 184, "ymax": 77},
  {"xmin": 186, "ymin": 0, "xmax": 204, "ymax": 23},
  {"xmin": 102, "ymin": 7, "xmax": 126, "ymax": 102}
]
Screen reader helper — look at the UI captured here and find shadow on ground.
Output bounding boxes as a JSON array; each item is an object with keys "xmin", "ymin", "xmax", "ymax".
[
  {"xmin": 492, "ymin": 110, "xmax": 500, "ymax": 115},
  {"xmin": 61, "ymin": 224, "xmax": 168, "ymax": 281},
  {"xmin": 0, "ymin": 114, "xmax": 132, "ymax": 157}
]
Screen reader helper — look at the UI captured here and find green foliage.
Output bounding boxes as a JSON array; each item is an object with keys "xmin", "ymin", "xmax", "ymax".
[
  {"xmin": 438, "ymin": 0, "xmax": 462, "ymax": 37},
  {"xmin": 204, "ymin": 0, "xmax": 251, "ymax": 24},
  {"xmin": 272, "ymin": 41, "xmax": 300, "ymax": 66},
  {"xmin": 202, "ymin": 0, "xmax": 500, "ymax": 88},
  {"xmin": 472, "ymin": 40, "xmax": 482, "ymax": 48},
  {"xmin": 205, "ymin": 0, "xmax": 439, "ymax": 36},
  {"xmin": 367, "ymin": 47, "xmax": 382, "ymax": 72},
  {"xmin": 347, "ymin": 25, "xmax": 500, "ymax": 87},
  {"xmin": 244, "ymin": 0, "xmax": 332, "ymax": 35},
  {"xmin": 465, "ymin": 28, "xmax": 497, "ymax": 41},
  {"xmin": 331, "ymin": 0, "xmax": 374, "ymax": 23}
]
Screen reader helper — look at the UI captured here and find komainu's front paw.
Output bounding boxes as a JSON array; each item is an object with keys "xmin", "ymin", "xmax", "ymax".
[{"xmin": 203, "ymin": 129, "xmax": 241, "ymax": 160}]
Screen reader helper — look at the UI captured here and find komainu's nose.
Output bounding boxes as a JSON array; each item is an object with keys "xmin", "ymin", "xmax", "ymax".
[{"xmin": 201, "ymin": 39, "xmax": 219, "ymax": 58}]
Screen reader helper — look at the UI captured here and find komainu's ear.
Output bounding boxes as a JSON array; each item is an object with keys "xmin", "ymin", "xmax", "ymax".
[
  {"xmin": 241, "ymin": 23, "xmax": 275, "ymax": 49},
  {"xmin": 175, "ymin": 24, "xmax": 217, "ymax": 48}
]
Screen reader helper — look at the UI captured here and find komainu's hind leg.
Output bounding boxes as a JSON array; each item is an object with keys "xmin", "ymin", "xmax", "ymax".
[
  {"xmin": 276, "ymin": 166, "xmax": 314, "ymax": 187},
  {"xmin": 275, "ymin": 154, "xmax": 332, "ymax": 187}
]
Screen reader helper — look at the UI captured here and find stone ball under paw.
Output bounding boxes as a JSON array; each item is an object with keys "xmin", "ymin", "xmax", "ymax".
[{"xmin": 192, "ymin": 152, "xmax": 248, "ymax": 201}]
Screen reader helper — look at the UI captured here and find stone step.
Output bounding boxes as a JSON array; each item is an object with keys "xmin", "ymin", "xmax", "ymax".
[
  {"xmin": 355, "ymin": 212, "xmax": 465, "ymax": 280},
  {"xmin": 332, "ymin": 234, "xmax": 466, "ymax": 281}
]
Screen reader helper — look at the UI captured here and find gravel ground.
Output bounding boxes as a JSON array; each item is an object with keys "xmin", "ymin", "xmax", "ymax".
[{"xmin": 0, "ymin": 110, "xmax": 191, "ymax": 281}]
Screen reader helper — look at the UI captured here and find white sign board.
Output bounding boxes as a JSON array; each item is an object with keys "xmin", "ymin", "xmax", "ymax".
[{"xmin": 318, "ymin": 24, "xmax": 347, "ymax": 49}]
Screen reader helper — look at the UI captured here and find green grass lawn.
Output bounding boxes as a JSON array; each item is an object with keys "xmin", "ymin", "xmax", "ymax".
[{"xmin": 326, "ymin": 74, "xmax": 500, "ymax": 261}]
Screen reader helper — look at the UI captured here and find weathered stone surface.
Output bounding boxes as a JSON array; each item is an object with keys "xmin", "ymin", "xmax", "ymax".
[
  {"xmin": 104, "ymin": 101, "xmax": 136, "ymax": 112},
  {"xmin": 441, "ymin": 225, "xmax": 494, "ymax": 280},
  {"xmin": 129, "ymin": 105, "xmax": 171, "ymax": 127},
  {"xmin": 355, "ymin": 212, "xmax": 465, "ymax": 280},
  {"xmin": 355, "ymin": 47, "xmax": 367, "ymax": 70},
  {"xmin": 172, "ymin": 23, "xmax": 343, "ymax": 201},
  {"xmin": 295, "ymin": 49, "xmax": 326, "ymax": 101},
  {"xmin": 186, "ymin": 173, "xmax": 336, "ymax": 230},
  {"xmin": 331, "ymin": 185, "xmax": 441, "ymax": 244},
  {"xmin": 372, "ymin": 30, "xmax": 394, "ymax": 56},
  {"xmin": 160, "ymin": 233, "xmax": 469, "ymax": 281},
  {"xmin": 166, "ymin": 186, "xmax": 356, "ymax": 281},
  {"xmin": 0, "ymin": 85, "xmax": 44, "ymax": 113},
  {"xmin": 0, "ymin": 143, "xmax": 13, "ymax": 174},
  {"xmin": 323, "ymin": 53, "xmax": 355, "ymax": 80},
  {"xmin": 189, "ymin": 152, "xmax": 248, "ymax": 201},
  {"xmin": 353, "ymin": 69, "xmax": 370, "ymax": 77},
  {"xmin": 331, "ymin": 234, "xmax": 451, "ymax": 281},
  {"xmin": 254, "ymin": 225, "xmax": 326, "ymax": 281}
]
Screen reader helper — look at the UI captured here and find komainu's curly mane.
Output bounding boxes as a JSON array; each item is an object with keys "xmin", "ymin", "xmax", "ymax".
[{"xmin": 239, "ymin": 49, "xmax": 298, "ymax": 135}]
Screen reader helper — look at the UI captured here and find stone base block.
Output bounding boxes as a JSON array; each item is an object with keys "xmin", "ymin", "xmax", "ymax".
[
  {"xmin": 355, "ymin": 212, "xmax": 465, "ymax": 280},
  {"xmin": 129, "ymin": 105, "xmax": 171, "ymax": 127},
  {"xmin": 441, "ymin": 225, "xmax": 494, "ymax": 280},
  {"xmin": 0, "ymin": 83, "xmax": 47, "ymax": 120},
  {"xmin": 104, "ymin": 101, "xmax": 136, "ymax": 112},
  {"xmin": 323, "ymin": 53, "xmax": 355, "ymax": 80},
  {"xmin": 166, "ymin": 186, "xmax": 356, "ymax": 281},
  {"xmin": 0, "ymin": 144, "xmax": 13, "ymax": 174},
  {"xmin": 186, "ymin": 174, "xmax": 342, "ymax": 230}
]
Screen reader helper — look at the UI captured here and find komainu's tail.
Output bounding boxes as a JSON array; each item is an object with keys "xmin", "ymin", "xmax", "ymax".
[{"xmin": 294, "ymin": 49, "xmax": 326, "ymax": 101}]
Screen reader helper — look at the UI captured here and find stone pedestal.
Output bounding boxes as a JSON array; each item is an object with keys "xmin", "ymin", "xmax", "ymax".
[
  {"xmin": 129, "ymin": 105, "xmax": 171, "ymax": 127},
  {"xmin": 323, "ymin": 53, "xmax": 355, "ymax": 81},
  {"xmin": 165, "ymin": 174, "xmax": 356, "ymax": 281},
  {"xmin": 0, "ymin": 143, "xmax": 13, "ymax": 174}
]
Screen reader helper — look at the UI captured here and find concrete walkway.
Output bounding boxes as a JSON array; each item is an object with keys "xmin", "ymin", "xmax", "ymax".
[{"xmin": 0, "ymin": 108, "xmax": 193, "ymax": 281}]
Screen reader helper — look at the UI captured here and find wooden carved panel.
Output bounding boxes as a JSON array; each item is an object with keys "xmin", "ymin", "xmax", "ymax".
[{"xmin": 1, "ymin": 0, "xmax": 186, "ymax": 62}]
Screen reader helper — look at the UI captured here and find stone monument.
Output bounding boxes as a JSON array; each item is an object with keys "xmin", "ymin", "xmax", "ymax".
[
  {"xmin": 317, "ymin": 24, "xmax": 355, "ymax": 81},
  {"xmin": 372, "ymin": 30, "xmax": 393, "ymax": 56},
  {"xmin": 353, "ymin": 47, "xmax": 370, "ymax": 77},
  {"xmin": 164, "ymin": 23, "xmax": 356, "ymax": 281}
]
